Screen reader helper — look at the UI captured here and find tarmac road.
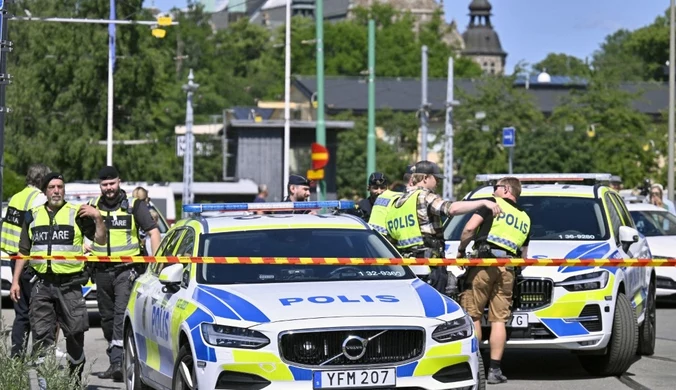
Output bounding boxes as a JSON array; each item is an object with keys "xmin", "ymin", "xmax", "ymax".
[{"xmin": 2, "ymin": 299, "xmax": 675, "ymax": 390}]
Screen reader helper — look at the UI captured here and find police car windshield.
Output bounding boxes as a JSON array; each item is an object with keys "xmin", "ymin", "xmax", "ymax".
[
  {"xmin": 197, "ymin": 229, "xmax": 415, "ymax": 284},
  {"xmin": 445, "ymin": 196, "xmax": 609, "ymax": 241}
]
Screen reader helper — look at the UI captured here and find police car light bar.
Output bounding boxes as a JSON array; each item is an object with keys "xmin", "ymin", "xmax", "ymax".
[
  {"xmin": 182, "ymin": 201, "xmax": 355, "ymax": 213},
  {"xmin": 475, "ymin": 173, "xmax": 613, "ymax": 182}
]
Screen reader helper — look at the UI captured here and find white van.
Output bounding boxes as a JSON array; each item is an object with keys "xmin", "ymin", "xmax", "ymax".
[{"xmin": 64, "ymin": 181, "xmax": 176, "ymax": 225}]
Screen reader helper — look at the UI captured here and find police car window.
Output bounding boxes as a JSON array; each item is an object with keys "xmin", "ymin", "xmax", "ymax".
[
  {"xmin": 611, "ymin": 194, "xmax": 634, "ymax": 228},
  {"xmin": 197, "ymin": 229, "xmax": 414, "ymax": 284},
  {"xmin": 444, "ymin": 196, "xmax": 609, "ymax": 241},
  {"xmin": 604, "ymin": 194, "xmax": 622, "ymax": 240},
  {"xmin": 176, "ymin": 229, "xmax": 195, "ymax": 256}
]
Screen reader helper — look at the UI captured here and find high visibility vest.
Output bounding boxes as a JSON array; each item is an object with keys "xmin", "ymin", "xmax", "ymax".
[
  {"xmin": 486, "ymin": 197, "xmax": 531, "ymax": 255},
  {"xmin": 89, "ymin": 196, "xmax": 141, "ymax": 256},
  {"xmin": 28, "ymin": 203, "xmax": 85, "ymax": 274},
  {"xmin": 1, "ymin": 187, "xmax": 42, "ymax": 254},
  {"xmin": 368, "ymin": 190, "xmax": 402, "ymax": 235},
  {"xmin": 385, "ymin": 190, "xmax": 424, "ymax": 249}
]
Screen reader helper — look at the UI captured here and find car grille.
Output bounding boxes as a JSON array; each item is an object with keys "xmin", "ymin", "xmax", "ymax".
[
  {"xmin": 279, "ymin": 328, "xmax": 424, "ymax": 367},
  {"xmin": 579, "ymin": 304, "xmax": 602, "ymax": 332},
  {"xmin": 514, "ymin": 278, "xmax": 553, "ymax": 311}
]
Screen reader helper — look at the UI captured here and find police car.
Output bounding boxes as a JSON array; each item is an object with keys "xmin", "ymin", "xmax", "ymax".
[
  {"xmin": 123, "ymin": 201, "xmax": 483, "ymax": 390},
  {"xmin": 443, "ymin": 174, "xmax": 656, "ymax": 377}
]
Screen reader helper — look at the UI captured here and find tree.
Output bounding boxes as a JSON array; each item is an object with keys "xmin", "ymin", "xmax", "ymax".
[{"xmin": 532, "ymin": 53, "xmax": 591, "ymax": 78}]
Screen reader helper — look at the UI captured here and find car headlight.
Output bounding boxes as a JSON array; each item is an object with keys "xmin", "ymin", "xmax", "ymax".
[
  {"xmin": 432, "ymin": 314, "xmax": 473, "ymax": 343},
  {"xmin": 556, "ymin": 270, "xmax": 609, "ymax": 292},
  {"xmin": 200, "ymin": 324, "xmax": 270, "ymax": 349}
]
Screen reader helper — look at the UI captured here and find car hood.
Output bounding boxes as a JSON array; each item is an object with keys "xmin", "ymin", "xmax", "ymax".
[
  {"xmin": 644, "ymin": 236, "xmax": 676, "ymax": 257},
  {"xmin": 192, "ymin": 279, "xmax": 462, "ymax": 324}
]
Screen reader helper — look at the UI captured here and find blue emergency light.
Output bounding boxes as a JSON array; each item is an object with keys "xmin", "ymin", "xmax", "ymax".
[{"xmin": 182, "ymin": 200, "xmax": 355, "ymax": 213}]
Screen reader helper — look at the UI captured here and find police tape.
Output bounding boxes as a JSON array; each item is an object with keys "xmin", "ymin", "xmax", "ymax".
[{"xmin": 4, "ymin": 255, "xmax": 676, "ymax": 266}]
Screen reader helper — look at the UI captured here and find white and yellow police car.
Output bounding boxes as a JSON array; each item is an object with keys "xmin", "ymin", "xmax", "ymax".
[
  {"xmin": 124, "ymin": 201, "xmax": 483, "ymax": 390},
  {"xmin": 444, "ymin": 174, "xmax": 656, "ymax": 377}
]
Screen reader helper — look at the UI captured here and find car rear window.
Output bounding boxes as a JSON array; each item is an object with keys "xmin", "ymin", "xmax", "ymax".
[
  {"xmin": 445, "ymin": 196, "xmax": 609, "ymax": 241},
  {"xmin": 197, "ymin": 228, "xmax": 414, "ymax": 284}
]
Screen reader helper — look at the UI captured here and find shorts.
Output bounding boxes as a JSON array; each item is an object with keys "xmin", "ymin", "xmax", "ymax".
[{"xmin": 460, "ymin": 267, "xmax": 515, "ymax": 323}]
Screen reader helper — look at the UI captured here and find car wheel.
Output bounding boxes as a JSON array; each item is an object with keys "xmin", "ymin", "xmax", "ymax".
[
  {"xmin": 476, "ymin": 352, "xmax": 486, "ymax": 390},
  {"xmin": 172, "ymin": 344, "xmax": 198, "ymax": 390},
  {"xmin": 638, "ymin": 279, "xmax": 656, "ymax": 356},
  {"xmin": 579, "ymin": 292, "xmax": 638, "ymax": 376},
  {"xmin": 123, "ymin": 326, "xmax": 152, "ymax": 390}
]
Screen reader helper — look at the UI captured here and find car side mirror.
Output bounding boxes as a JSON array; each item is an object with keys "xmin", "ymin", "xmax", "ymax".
[
  {"xmin": 410, "ymin": 266, "xmax": 431, "ymax": 281},
  {"xmin": 619, "ymin": 226, "xmax": 640, "ymax": 253},
  {"xmin": 159, "ymin": 263, "xmax": 184, "ymax": 293}
]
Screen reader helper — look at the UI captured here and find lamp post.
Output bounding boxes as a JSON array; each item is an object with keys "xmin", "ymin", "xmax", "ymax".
[
  {"xmin": 182, "ymin": 69, "xmax": 199, "ymax": 218},
  {"xmin": 283, "ymin": 0, "xmax": 291, "ymax": 198},
  {"xmin": 669, "ymin": 0, "xmax": 675, "ymax": 203}
]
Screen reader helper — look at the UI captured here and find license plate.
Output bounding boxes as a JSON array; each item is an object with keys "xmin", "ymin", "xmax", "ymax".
[
  {"xmin": 313, "ymin": 368, "xmax": 396, "ymax": 388},
  {"xmin": 481, "ymin": 313, "xmax": 528, "ymax": 328}
]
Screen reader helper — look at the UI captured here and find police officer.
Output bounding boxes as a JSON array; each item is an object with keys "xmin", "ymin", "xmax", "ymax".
[
  {"xmin": 457, "ymin": 176, "xmax": 531, "ymax": 384},
  {"xmin": 1, "ymin": 164, "xmax": 50, "ymax": 358},
  {"xmin": 9, "ymin": 172, "xmax": 107, "ymax": 382},
  {"xmin": 368, "ymin": 167, "xmax": 414, "ymax": 235},
  {"xmin": 90, "ymin": 166, "xmax": 161, "ymax": 381},
  {"xmin": 277, "ymin": 174, "xmax": 314, "ymax": 214},
  {"xmin": 384, "ymin": 161, "xmax": 501, "ymax": 294},
  {"xmin": 357, "ymin": 172, "xmax": 389, "ymax": 221}
]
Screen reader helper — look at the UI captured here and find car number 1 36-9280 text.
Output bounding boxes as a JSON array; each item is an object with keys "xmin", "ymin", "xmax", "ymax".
[{"xmin": 314, "ymin": 368, "xmax": 396, "ymax": 388}]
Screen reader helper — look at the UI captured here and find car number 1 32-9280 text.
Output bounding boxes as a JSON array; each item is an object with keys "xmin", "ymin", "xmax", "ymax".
[{"xmin": 314, "ymin": 368, "xmax": 396, "ymax": 388}]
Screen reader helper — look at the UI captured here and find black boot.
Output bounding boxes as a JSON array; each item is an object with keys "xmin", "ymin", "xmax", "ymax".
[{"xmin": 98, "ymin": 362, "xmax": 122, "ymax": 381}]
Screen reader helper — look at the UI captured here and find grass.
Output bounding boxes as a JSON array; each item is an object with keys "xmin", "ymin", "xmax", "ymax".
[{"xmin": 0, "ymin": 316, "xmax": 94, "ymax": 390}]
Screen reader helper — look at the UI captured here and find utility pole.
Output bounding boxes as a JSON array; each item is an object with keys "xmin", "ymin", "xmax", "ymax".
[
  {"xmin": 0, "ymin": 0, "xmax": 11, "ymax": 207},
  {"xmin": 420, "ymin": 45, "xmax": 429, "ymax": 161},
  {"xmin": 222, "ymin": 109, "xmax": 228, "ymax": 180},
  {"xmin": 315, "ymin": 0, "xmax": 326, "ymax": 201},
  {"xmin": 444, "ymin": 57, "xmax": 458, "ymax": 201},
  {"xmin": 366, "ymin": 0, "xmax": 376, "ymax": 192},
  {"xmin": 669, "ymin": 0, "xmax": 675, "ymax": 204},
  {"xmin": 106, "ymin": 0, "xmax": 115, "ymax": 166},
  {"xmin": 182, "ymin": 69, "xmax": 199, "ymax": 218},
  {"xmin": 283, "ymin": 0, "xmax": 291, "ymax": 197}
]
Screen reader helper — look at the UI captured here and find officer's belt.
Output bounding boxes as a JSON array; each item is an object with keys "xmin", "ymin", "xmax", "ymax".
[{"xmin": 36, "ymin": 271, "xmax": 84, "ymax": 283}]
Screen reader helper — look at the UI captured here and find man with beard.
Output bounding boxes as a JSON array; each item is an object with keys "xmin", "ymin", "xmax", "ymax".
[
  {"xmin": 89, "ymin": 166, "xmax": 161, "ymax": 381},
  {"xmin": 10, "ymin": 172, "xmax": 107, "ymax": 383},
  {"xmin": 277, "ymin": 174, "xmax": 315, "ymax": 214},
  {"xmin": 357, "ymin": 172, "xmax": 388, "ymax": 222}
]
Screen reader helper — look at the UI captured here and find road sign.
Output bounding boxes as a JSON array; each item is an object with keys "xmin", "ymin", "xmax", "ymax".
[
  {"xmin": 502, "ymin": 127, "xmax": 515, "ymax": 148},
  {"xmin": 307, "ymin": 169, "xmax": 325, "ymax": 181},
  {"xmin": 176, "ymin": 135, "xmax": 214, "ymax": 157},
  {"xmin": 311, "ymin": 142, "xmax": 329, "ymax": 170},
  {"xmin": 0, "ymin": 1, "xmax": 4, "ymax": 11}
]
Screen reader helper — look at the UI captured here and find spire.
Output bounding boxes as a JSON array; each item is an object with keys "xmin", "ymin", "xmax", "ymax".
[
  {"xmin": 462, "ymin": 0, "xmax": 506, "ymax": 74},
  {"xmin": 468, "ymin": 0, "xmax": 492, "ymax": 26}
]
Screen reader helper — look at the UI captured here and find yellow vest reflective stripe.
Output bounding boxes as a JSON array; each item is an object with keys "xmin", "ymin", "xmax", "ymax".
[
  {"xmin": 368, "ymin": 190, "xmax": 402, "ymax": 234},
  {"xmin": 28, "ymin": 203, "xmax": 85, "ymax": 274},
  {"xmin": 385, "ymin": 190, "xmax": 424, "ymax": 249},
  {"xmin": 90, "ymin": 196, "xmax": 141, "ymax": 256},
  {"xmin": 1, "ymin": 187, "xmax": 42, "ymax": 254},
  {"xmin": 486, "ymin": 197, "xmax": 531, "ymax": 254}
]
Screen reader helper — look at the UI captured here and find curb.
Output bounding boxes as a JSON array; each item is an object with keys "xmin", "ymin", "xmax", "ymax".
[{"xmin": 28, "ymin": 369, "xmax": 46, "ymax": 390}]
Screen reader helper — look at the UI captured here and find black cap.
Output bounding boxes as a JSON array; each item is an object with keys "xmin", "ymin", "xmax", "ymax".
[
  {"xmin": 411, "ymin": 161, "xmax": 444, "ymax": 179},
  {"xmin": 41, "ymin": 172, "xmax": 64, "ymax": 192},
  {"xmin": 98, "ymin": 166, "xmax": 120, "ymax": 180},
  {"xmin": 288, "ymin": 174, "xmax": 310, "ymax": 186},
  {"xmin": 368, "ymin": 172, "xmax": 388, "ymax": 186}
]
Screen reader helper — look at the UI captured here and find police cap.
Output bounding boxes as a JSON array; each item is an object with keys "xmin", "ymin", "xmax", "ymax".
[
  {"xmin": 411, "ymin": 161, "xmax": 444, "ymax": 179},
  {"xmin": 288, "ymin": 174, "xmax": 310, "ymax": 186},
  {"xmin": 368, "ymin": 172, "xmax": 388, "ymax": 187}
]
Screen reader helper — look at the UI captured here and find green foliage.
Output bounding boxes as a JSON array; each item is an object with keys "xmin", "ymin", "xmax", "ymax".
[{"xmin": 532, "ymin": 53, "xmax": 591, "ymax": 78}]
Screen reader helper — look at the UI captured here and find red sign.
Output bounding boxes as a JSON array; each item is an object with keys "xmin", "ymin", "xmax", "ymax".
[{"xmin": 311, "ymin": 143, "xmax": 329, "ymax": 170}]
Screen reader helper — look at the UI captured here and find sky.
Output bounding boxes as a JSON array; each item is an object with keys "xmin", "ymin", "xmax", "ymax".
[{"xmin": 149, "ymin": 0, "xmax": 668, "ymax": 74}]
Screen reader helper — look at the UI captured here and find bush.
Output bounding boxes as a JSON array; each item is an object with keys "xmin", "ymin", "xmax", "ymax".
[{"xmin": 0, "ymin": 318, "xmax": 93, "ymax": 390}]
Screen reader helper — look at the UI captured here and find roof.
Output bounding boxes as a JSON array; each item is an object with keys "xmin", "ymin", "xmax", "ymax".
[
  {"xmin": 467, "ymin": 184, "xmax": 600, "ymax": 199},
  {"xmin": 292, "ymin": 76, "xmax": 670, "ymax": 116},
  {"xmin": 462, "ymin": 25, "xmax": 505, "ymax": 56},
  {"xmin": 198, "ymin": 213, "xmax": 370, "ymax": 232},
  {"xmin": 169, "ymin": 180, "xmax": 259, "ymax": 196}
]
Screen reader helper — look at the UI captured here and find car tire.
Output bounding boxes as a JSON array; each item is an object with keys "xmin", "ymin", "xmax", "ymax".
[
  {"xmin": 638, "ymin": 279, "xmax": 656, "ymax": 356},
  {"xmin": 476, "ymin": 352, "xmax": 486, "ymax": 390},
  {"xmin": 123, "ymin": 326, "xmax": 152, "ymax": 390},
  {"xmin": 579, "ymin": 292, "xmax": 638, "ymax": 376},
  {"xmin": 172, "ymin": 344, "xmax": 198, "ymax": 390}
]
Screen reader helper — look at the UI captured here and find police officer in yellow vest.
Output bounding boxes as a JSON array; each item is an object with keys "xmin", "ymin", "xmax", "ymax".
[
  {"xmin": 91, "ymin": 166, "xmax": 161, "ymax": 381},
  {"xmin": 9, "ymin": 172, "xmax": 107, "ymax": 381},
  {"xmin": 385, "ymin": 161, "xmax": 502, "ymax": 294},
  {"xmin": 1, "ymin": 164, "xmax": 50, "ymax": 358},
  {"xmin": 457, "ymin": 176, "xmax": 531, "ymax": 385},
  {"xmin": 368, "ymin": 166, "xmax": 414, "ymax": 235}
]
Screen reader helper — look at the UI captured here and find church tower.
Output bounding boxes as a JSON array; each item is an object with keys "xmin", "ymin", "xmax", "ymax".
[{"xmin": 461, "ymin": 0, "xmax": 507, "ymax": 74}]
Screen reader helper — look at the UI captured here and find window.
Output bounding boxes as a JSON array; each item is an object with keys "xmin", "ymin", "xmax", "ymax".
[
  {"xmin": 604, "ymin": 194, "xmax": 622, "ymax": 241},
  {"xmin": 444, "ymin": 196, "xmax": 609, "ymax": 241},
  {"xmin": 630, "ymin": 210, "xmax": 676, "ymax": 237},
  {"xmin": 175, "ymin": 229, "xmax": 195, "ymax": 256},
  {"xmin": 153, "ymin": 229, "xmax": 184, "ymax": 275},
  {"xmin": 196, "ymin": 229, "xmax": 413, "ymax": 284},
  {"xmin": 611, "ymin": 194, "xmax": 634, "ymax": 228}
]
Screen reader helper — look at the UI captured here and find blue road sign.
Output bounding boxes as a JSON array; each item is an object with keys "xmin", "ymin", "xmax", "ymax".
[
  {"xmin": 502, "ymin": 127, "xmax": 515, "ymax": 148},
  {"xmin": 0, "ymin": 0, "xmax": 4, "ymax": 11}
]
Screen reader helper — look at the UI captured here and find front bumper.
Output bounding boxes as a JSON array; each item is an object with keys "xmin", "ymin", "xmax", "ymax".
[{"xmin": 656, "ymin": 275, "xmax": 676, "ymax": 300}]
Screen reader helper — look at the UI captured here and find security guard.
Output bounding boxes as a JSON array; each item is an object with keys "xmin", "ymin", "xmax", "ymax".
[
  {"xmin": 457, "ymin": 176, "xmax": 530, "ymax": 384},
  {"xmin": 357, "ymin": 172, "xmax": 389, "ymax": 221},
  {"xmin": 277, "ymin": 174, "xmax": 314, "ymax": 214},
  {"xmin": 1, "ymin": 164, "xmax": 51, "ymax": 358},
  {"xmin": 9, "ymin": 172, "xmax": 107, "ymax": 382},
  {"xmin": 368, "ymin": 166, "xmax": 414, "ymax": 235},
  {"xmin": 90, "ymin": 166, "xmax": 161, "ymax": 381},
  {"xmin": 385, "ymin": 161, "xmax": 501, "ymax": 294}
]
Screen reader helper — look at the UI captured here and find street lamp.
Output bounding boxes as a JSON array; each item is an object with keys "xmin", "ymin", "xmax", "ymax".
[
  {"xmin": 669, "ymin": 0, "xmax": 675, "ymax": 203},
  {"xmin": 182, "ymin": 69, "xmax": 199, "ymax": 219}
]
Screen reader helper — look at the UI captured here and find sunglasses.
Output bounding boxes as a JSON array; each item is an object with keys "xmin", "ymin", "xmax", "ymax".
[
  {"xmin": 493, "ymin": 184, "xmax": 507, "ymax": 191},
  {"xmin": 651, "ymin": 192, "xmax": 661, "ymax": 196}
]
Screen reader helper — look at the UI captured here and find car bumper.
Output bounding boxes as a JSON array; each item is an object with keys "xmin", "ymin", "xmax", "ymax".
[
  {"xmin": 656, "ymin": 275, "xmax": 676, "ymax": 299},
  {"xmin": 195, "ymin": 338, "xmax": 480, "ymax": 390}
]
